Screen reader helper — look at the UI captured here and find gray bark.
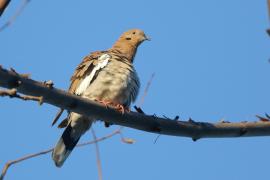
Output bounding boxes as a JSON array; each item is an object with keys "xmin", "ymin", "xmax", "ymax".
[{"xmin": 1, "ymin": 66, "xmax": 270, "ymax": 140}]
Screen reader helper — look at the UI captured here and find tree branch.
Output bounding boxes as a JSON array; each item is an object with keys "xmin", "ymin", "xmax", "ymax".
[
  {"xmin": 0, "ymin": 128, "xmax": 122, "ymax": 180},
  {"xmin": 91, "ymin": 128, "xmax": 103, "ymax": 180},
  {"xmin": 1, "ymin": 66, "xmax": 270, "ymax": 140}
]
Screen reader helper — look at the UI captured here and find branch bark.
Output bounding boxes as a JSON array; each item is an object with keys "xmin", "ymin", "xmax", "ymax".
[{"xmin": 1, "ymin": 66, "xmax": 270, "ymax": 140}]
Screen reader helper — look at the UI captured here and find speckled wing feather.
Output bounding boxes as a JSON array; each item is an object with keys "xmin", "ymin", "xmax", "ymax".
[
  {"xmin": 68, "ymin": 51, "xmax": 106, "ymax": 94},
  {"xmin": 51, "ymin": 51, "xmax": 106, "ymax": 126}
]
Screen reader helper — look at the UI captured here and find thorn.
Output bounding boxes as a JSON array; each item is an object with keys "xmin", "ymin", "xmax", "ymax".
[
  {"xmin": 256, "ymin": 115, "xmax": 270, "ymax": 122},
  {"xmin": 265, "ymin": 113, "xmax": 270, "ymax": 119},
  {"xmin": 188, "ymin": 118, "xmax": 196, "ymax": 123},
  {"xmin": 267, "ymin": 29, "xmax": 270, "ymax": 37},
  {"xmin": 134, "ymin": 106, "xmax": 145, "ymax": 114},
  {"xmin": 219, "ymin": 119, "xmax": 230, "ymax": 123},
  {"xmin": 162, "ymin": 115, "xmax": 170, "ymax": 119},
  {"xmin": 174, "ymin": 116, "xmax": 179, "ymax": 120},
  {"xmin": 104, "ymin": 121, "xmax": 113, "ymax": 128},
  {"xmin": 10, "ymin": 67, "xmax": 18, "ymax": 74},
  {"xmin": 38, "ymin": 96, "xmax": 43, "ymax": 105},
  {"xmin": 44, "ymin": 80, "xmax": 54, "ymax": 88},
  {"xmin": 192, "ymin": 137, "xmax": 198, "ymax": 142},
  {"xmin": 154, "ymin": 134, "xmax": 161, "ymax": 144}
]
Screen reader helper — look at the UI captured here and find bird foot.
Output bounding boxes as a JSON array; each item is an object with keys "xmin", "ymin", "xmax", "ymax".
[
  {"xmin": 94, "ymin": 99, "xmax": 113, "ymax": 108},
  {"xmin": 94, "ymin": 99, "xmax": 129, "ymax": 114},
  {"xmin": 114, "ymin": 104, "xmax": 130, "ymax": 114}
]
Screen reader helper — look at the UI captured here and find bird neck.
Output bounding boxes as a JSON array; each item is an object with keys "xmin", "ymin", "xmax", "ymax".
[{"xmin": 110, "ymin": 42, "xmax": 138, "ymax": 62}]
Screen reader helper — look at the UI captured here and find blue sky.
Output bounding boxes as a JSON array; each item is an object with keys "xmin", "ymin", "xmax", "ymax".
[{"xmin": 1, "ymin": 1, "xmax": 270, "ymax": 180}]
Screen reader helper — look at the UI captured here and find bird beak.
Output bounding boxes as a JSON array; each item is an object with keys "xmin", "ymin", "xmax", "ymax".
[{"xmin": 144, "ymin": 35, "xmax": 151, "ymax": 41}]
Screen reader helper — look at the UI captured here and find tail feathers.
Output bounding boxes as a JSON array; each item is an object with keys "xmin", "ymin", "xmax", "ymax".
[{"xmin": 52, "ymin": 125, "xmax": 80, "ymax": 167}]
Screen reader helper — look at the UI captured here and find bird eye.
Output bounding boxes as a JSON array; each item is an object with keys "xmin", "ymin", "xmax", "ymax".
[
  {"xmin": 132, "ymin": 32, "xmax": 136, "ymax": 34},
  {"xmin": 126, "ymin": 37, "xmax": 131, "ymax": 40}
]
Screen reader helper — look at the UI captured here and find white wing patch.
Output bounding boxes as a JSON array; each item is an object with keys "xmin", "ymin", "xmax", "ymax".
[{"xmin": 75, "ymin": 54, "xmax": 111, "ymax": 95}]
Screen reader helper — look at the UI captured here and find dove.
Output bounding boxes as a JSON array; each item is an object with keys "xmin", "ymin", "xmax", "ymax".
[{"xmin": 52, "ymin": 29, "xmax": 149, "ymax": 167}]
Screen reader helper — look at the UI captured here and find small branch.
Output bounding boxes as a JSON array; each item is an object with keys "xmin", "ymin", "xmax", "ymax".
[
  {"xmin": 1, "ymin": 66, "xmax": 270, "ymax": 140},
  {"xmin": 0, "ymin": 0, "xmax": 30, "ymax": 32},
  {"xmin": 0, "ymin": 88, "xmax": 43, "ymax": 104},
  {"xmin": 91, "ymin": 128, "xmax": 103, "ymax": 180},
  {"xmin": 0, "ymin": 128, "xmax": 122, "ymax": 180},
  {"xmin": 137, "ymin": 73, "xmax": 155, "ymax": 107},
  {"xmin": 0, "ymin": 0, "xmax": 10, "ymax": 17}
]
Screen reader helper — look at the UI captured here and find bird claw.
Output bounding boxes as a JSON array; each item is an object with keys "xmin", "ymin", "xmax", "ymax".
[
  {"xmin": 94, "ymin": 99, "xmax": 113, "ymax": 108},
  {"xmin": 94, "ymin": 99, "xmax": 129, "ymax": 114},
  {"xmin": 114, "ymin": 104, "xmax": 130, "ymax": 114}
]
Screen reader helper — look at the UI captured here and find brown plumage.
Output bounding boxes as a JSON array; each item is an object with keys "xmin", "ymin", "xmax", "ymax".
[{"xmin": 52, "ymin": 29, "xmax": 149, "ymax": 167}]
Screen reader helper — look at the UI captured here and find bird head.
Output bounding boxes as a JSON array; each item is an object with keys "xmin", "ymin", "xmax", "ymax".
[
  {"xmin": 111, "ymin": 29, "xmax": 150, "ymax": 61},
  {"xmin": 119, "ymin": 29, "xmax": 150, "ymax": 46}
]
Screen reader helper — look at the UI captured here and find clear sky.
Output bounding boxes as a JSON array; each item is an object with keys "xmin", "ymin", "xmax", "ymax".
[{"xmin": 1, "ymin": 1, "xmax": 270, "ymax": 180}]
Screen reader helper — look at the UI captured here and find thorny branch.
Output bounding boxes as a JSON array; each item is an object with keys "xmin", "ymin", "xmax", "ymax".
[
  {"xmin": 0, "ymin": 69, "xmax": 153, "ymax": 180},
  {"xmin": 1, "ymin": 66, "xmax": 270, "ymax": 140},
  {"xmin": 0, "ymin": 128, "xmax": 123, "ymax": 180}
]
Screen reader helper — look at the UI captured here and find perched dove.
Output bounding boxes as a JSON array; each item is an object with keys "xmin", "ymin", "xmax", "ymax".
[{"xmin": 52, "ymin": 29, "xmax": 149, "ymax": 167}]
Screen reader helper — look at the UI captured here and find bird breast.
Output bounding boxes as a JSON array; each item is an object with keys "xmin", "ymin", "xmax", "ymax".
[{"xmin": 82, "ymin": 57, "xmax": 140, "ymax": 107}]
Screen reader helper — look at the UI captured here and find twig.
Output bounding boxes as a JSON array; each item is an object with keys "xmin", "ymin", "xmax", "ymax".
[
  {"xmin": 91, "ymin": 128, "xmax": 103, "ymax": 180},
  {"xmin": 137, "ymin": 73, "xmax": 155, "ymax": 107},
  {"xmin": 51, "ymin": 108, "xmax": 64, "ymax": 126},
  {"xmin": 0, "ymin": 0, "xmax": 30, "ymax": 32},
  {"xmin": 0, "ymin": 128, "xmax": 122, "ymax": 180},
  {"xmin": 0, "ymin": 0, "xmax": 10, "ymax": 17},
  {"xmin": 0, "ymin": 88, "xmax": 43, "ymax": 105}
]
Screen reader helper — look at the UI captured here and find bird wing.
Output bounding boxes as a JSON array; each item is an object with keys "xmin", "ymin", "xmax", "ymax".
[
  {"xmin": 52, "ymin": 51, "xmax": 110, "ymax": 127},
  {"xmin": 69, "ymin": 51, "xmax": 108, "ymax": 94}
]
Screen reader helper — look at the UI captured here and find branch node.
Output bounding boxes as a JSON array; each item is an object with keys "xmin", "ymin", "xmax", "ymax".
[
  {"xmin": 104, "ymin": 121, "xmax": 112, "ymax": 128},
  {"xmin": 152, "ymin": 125, "xmax": 161, "ymax": 133},
  {"xmin": 239, "ymin": 128, "xmax": 247, "ymax": 136},
  {"xmin": 188, "ymin": 118, "xmax": 196, "ymax": 124}
]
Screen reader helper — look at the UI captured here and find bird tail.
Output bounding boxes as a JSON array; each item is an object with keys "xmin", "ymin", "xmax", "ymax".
[{"xmin": 52, "ymin": 113, "xmax": 92, "ymax": 167}]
